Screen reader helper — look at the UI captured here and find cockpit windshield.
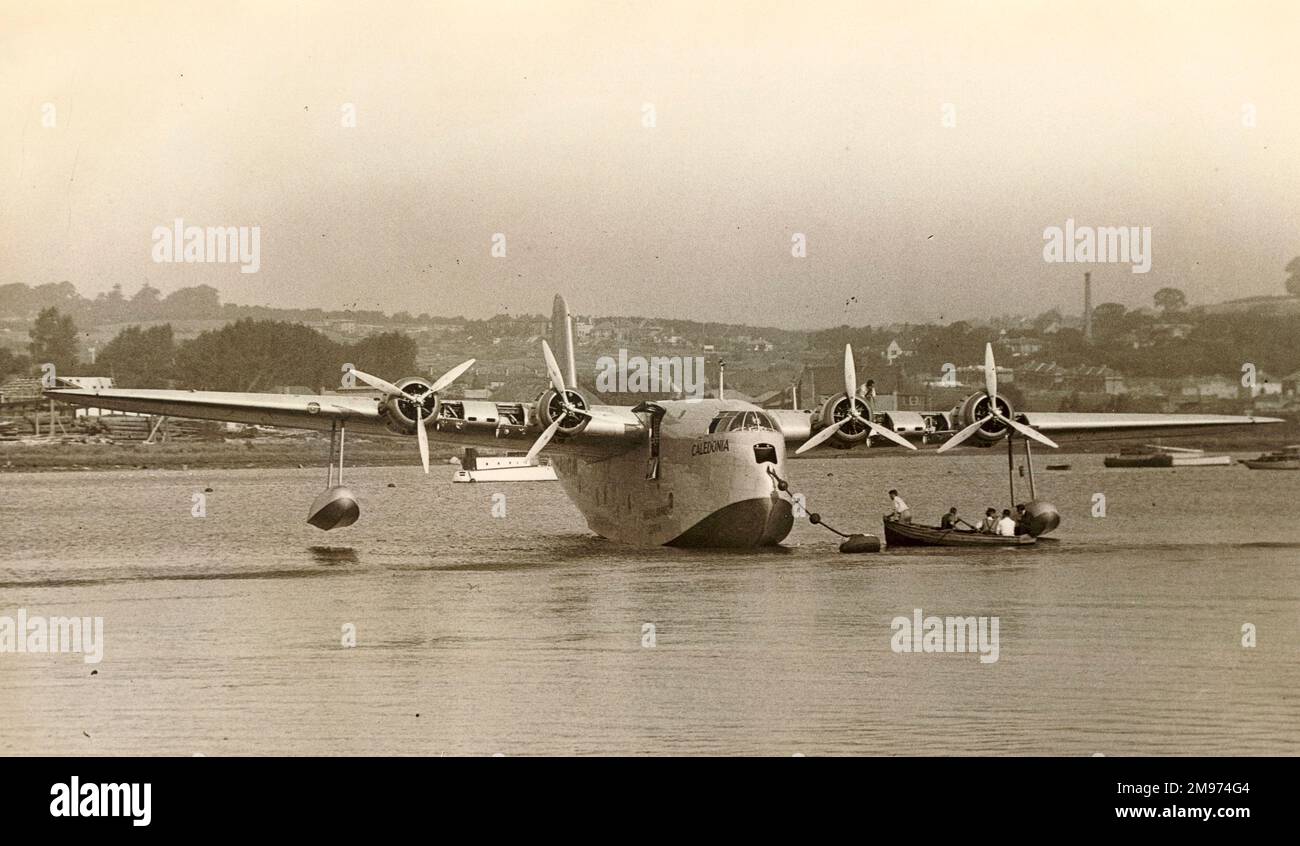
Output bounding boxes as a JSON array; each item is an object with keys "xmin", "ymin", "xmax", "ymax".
[{"xmin": 707, "ymin": 410, "xmax": 778, "ymax": 434}]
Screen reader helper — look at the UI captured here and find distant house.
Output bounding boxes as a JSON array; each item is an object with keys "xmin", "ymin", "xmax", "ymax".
[
  {"xmin": 57, "ymin": 376, "xmax": 113, "ymax": 391},
  {"xmin": 1, "ymin": 375, "xmax": 115, "ymax": 406},
  {"xmin": 1282, "ymin": 370, "xmax": 1300, "ymax": 399},
  {"xmin": 0, "ymin": 376, "xmax": 47, "ymax": 404},
  {"xmin": 884, "ymin": 339, "xmax": 915, "ymax": 363},
  {"xmin": 1016, "ymin": 361, "xmax": 1068, "ymax": 392},
  {"xmin": 1067, "ymin": 365, "xmax": 1124, "ymax": 395},
  {"xmin": 1250, "ymin": 370, "xmax": 1283, "ymax": 398},
  {"xmin": 1000, "ymin": 336, "xmax": 1043, "ymax": 356},
  {"xmin": 1178, "ymin": 375, "xmax": 1238, "ymax": 401},
  {"xmin": 952, "ymin": 364, "xmax": 1015, "ymax": 387}
]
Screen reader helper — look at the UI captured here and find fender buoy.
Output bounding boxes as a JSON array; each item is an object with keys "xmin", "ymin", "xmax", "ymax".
[{"xmin": 839, "ymin": 533, "xmax": 882, "ymax": 554}]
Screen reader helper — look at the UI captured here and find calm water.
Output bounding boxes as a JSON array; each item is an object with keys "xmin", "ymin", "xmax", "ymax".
[{"xmin": 1, "ymin": 454, "xmax": 1297, "ymax": 756}]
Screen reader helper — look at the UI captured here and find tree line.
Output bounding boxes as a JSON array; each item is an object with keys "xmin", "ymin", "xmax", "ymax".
[{"xmin": 7, "ymin": 308, "xmax": 417, "ymax": 391}]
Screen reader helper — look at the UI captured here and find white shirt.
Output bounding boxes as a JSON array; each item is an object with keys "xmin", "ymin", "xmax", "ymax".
[
  {"xmin": 892, "ymin": 496, "xmax": 909, "ymax": 514},
  {"xmin": 995, "ymin": 516, "xmax": 1017, "ymax": 536}
]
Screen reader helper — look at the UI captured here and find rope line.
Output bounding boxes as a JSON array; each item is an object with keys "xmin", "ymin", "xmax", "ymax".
[{"xmin": 767, "ymin": 468, "xmax": 853, "ymax": 539}]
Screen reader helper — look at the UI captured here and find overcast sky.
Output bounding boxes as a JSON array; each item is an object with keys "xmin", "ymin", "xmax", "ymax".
[{"xmin": 3, "ymin": 1, "xmax": 1297, "ymax": 329}]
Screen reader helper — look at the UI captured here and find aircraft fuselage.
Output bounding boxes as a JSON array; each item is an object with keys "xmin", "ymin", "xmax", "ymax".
[{"xmin": 550, "ymin": 399, "xmax": 795, "ymax": 547}]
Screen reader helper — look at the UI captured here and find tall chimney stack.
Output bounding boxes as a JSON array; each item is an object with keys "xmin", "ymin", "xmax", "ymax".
[{"xmin": 1083, "ymin": 271, "xmax": 1093, "ymax": 341}]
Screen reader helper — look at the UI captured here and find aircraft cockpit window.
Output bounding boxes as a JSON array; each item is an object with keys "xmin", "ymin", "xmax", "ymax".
[
  {"xmin": 726, "ymin": 411, "xmax": 777, "ymax": 432},
  {"xmin": 708, "ymin": 412, "xmax": 737, "ymax": 434},
  {"xmin": 709, "ymin": 410, "xmax": 777, "ymax": 434}
]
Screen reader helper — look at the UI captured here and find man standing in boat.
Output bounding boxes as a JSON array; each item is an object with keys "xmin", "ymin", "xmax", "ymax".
[{"xmin": 887, "ymin": 489, "xmax": 912, "ymax": 523}]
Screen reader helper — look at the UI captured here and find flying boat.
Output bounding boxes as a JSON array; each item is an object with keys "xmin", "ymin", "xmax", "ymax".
[{"xmin": 46, "ymin": 296, "xmax": 1282, "ymax": 547}]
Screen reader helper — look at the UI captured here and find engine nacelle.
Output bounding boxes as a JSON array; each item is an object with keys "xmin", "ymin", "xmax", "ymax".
[
  {"xmin": 536, "ymin": 387, "xmax": 591, "ymax": 438},
  {"xmin": 380, "ymin": 376, "xmax": 440, "ymax": 435},
  {"xmin": 950, "ymin": 391, "xmax": 1016, "ymax": 446},
  {"xmin": 814, "ymin": 392, "xmax": 872, "ymax": 449}
]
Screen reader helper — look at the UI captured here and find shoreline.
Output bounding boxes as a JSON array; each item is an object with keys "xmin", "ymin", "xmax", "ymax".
[
  {"xmin": 1, "ymin": 429, "xmax": 1293, "ymax": 473},
  {"xmin": 0, "ymin": 437, "xmax": 462, "ymax": 473}
]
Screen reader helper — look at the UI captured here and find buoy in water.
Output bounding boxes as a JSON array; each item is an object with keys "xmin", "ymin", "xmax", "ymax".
[
  {"xmin": 1021, "ymin": 500, "xmax": 1061, "ymax": 537},
  {"xmin": 839, "ymin": 533, "xmax": 882, "ymax": 554}
]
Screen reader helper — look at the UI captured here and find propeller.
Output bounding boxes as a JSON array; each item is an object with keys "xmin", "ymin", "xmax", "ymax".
[
  {"xmin": 416, "ymin": 405, "xmax": 429, "ymax": 473},
  {"xmin": 937, "ymin": 343, "xmax": 1058, "ymax": 453},
  {"xmin": 796, "ymin": 345, "xmax": 918, "ymax": 455},
  {"xmin": 348, "ymin": 358, "xmax": 476, "ymax": 473},
  {"xmin": 525, "ymin": 340, "xmax": 627, "ymax": 459}
]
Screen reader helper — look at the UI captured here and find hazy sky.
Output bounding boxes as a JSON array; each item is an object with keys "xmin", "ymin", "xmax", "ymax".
[{"xmin": 3, "ymin": 1, "xmax": 1297, "ymax": 328}]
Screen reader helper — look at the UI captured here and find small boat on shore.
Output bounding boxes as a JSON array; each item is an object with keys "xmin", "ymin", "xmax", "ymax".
[
  {"xmin": 883, "ymin": 519, "xmax": 1036, "ymax": 548},
  {"xmin": 451, "ymin": 449, "xmax": 558, "ymax": 482},
  {"xmin": 1240, "ymin": 445, "xmax": 1300, "ymax": 470},
  {"xmin": 1103, "ymin": 444, "xmax": 1232, "ymax": 468}
]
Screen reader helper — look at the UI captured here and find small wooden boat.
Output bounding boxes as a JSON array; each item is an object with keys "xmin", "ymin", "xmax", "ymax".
[
  {"xmin": 1240, "ymin": 445, "xmax": 1300, "ymax": 470},
  {"xmin": 1103, "ymin": 444, "xmax": 1231, "ymax": 468},
  {"xmin": 883, "ymin": 520, "xmax": 1036, "ymax": 548}
]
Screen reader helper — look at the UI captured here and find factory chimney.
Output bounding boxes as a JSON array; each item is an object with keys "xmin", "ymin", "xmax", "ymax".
[{"xmin": 1083, "ymin": 272, "xmax": 1093, "ymax": 341}]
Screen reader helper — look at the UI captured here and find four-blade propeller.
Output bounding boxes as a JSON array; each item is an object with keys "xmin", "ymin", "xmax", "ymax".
[
  {"xmin": 796, "ymin": 344, "xmax": 918, "ymax": 455},
  {"xmin": 349, "ymin": 359, "xmax": 476, "ymax": 473},
  {"xmin": 936, "ymin": 343, "xmax": 1058, "ymax": 453}
]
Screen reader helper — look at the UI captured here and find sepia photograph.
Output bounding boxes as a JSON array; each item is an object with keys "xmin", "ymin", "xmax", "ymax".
[{"xmin": 0, "ymin": 0, "xmax": 1295, "ymax": 822}]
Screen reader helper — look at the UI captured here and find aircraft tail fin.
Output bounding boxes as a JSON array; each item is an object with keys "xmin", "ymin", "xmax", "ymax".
[{"xmin": 551, "ymin": 294, "xmax": 578, "ymax": 388}]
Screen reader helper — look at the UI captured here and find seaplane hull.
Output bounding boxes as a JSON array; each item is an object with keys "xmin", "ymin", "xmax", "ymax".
[{"xmin": 552, "ymin": 402, "xmax": 795, "ymax": 547}]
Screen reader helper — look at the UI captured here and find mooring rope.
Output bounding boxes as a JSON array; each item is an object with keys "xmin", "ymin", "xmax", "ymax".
[{"xmin": 766, "ymin": 468, "xmax": 855, "ymax": 539}]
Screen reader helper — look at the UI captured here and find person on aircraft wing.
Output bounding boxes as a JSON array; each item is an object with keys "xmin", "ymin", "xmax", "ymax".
[
  {"xmin": 995, "ymin": 509, "xmax": 1018, "ymax": 537},
  {"xmin": 887, "ymin": 489, "xmax": 912, "ymax": 523},
  {"xmin": 978, "ymin": 508, "xmax": 999, "ymax": 533}
]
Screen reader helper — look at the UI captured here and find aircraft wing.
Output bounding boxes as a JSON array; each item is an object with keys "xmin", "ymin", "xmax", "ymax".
[
  {"xmin": 774, "ymin": 404, "xmax": 1282, "ymax": 451},
  {"xmin": 45, "ymin": 386, "xmax": 646, "ymax": 458},
  {"xmin": 45, "ymin": 388, "xmax": 381, "ymax": 432},
  {"xmin": 1015, "ymin": 411, "xmax": 1284, "ymax": 434}
]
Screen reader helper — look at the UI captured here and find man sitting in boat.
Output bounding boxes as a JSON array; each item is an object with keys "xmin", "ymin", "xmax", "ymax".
[
  {"xmin": 1014, "ymin": 504, "xmax": 1030, "ymax": 536},
  {"xmin": 977, "ymin": 508, "xmax": 998, "ymax": 533},
  {"xmin": 995, "ymin": 509, "xmax": 1018, "ymax": 536},
  {"xmin": 940, "ymin": 507, "xmax": 976, "ymax": 531},
  {"xmin": 886, "ymin": 489, "xmax": 912, "ymax": 523}
]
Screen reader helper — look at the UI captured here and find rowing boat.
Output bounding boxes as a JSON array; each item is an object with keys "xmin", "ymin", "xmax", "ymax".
[{"xmin": 883, "ymin": 520, "xmax": 1037, "ymax": 548}]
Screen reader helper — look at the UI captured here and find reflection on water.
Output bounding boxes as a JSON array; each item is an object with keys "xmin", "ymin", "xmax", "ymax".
[
  {"xmin": 308, "ymin": 546, "xmax": 360, "ymax": 566},
  {"xmin": 1, "ymin": 455, "xmax": 1297, "ymax": 755}
]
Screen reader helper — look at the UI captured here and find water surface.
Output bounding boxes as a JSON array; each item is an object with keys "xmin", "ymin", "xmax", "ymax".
[{"xmin": 2, "ymin": 454, "xmax": 1297, "ymax": 755}]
